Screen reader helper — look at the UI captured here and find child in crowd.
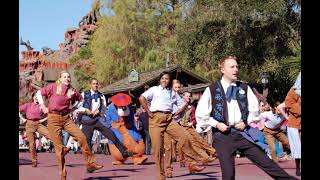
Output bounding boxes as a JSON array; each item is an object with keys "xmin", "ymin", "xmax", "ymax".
[{"xmin": 259, "ymin": 102, "xmax": 291, "ymax": 162}]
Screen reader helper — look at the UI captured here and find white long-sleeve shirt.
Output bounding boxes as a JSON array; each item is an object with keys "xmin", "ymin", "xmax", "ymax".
[{"xmin": 195, "ymin": 77, "xmax": 259, "ymax": 132}]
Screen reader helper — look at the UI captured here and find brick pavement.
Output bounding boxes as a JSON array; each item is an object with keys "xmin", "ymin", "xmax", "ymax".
[{"xmin": 19, "ymin": 152, "xmax": 301, "ymax": 180}]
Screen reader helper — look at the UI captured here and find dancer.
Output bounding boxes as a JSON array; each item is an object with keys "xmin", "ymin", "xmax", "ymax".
[
  {"xmin": 139, "ymin": 71, "xmax": 205, "ymax": 180},
  {"xmin": 19, "ymin": 93, "xmax": 56, "ymax": 167},
  {"xmin": 164, "ymin": 81, "xmax": 216, "ymax": 178},
  {"xmin": 196, "ymin": 56, "xmax": 295, "ymax": 180},
  {"xmin": 36, "ymin": 71, "xmax": 103, "ymax": 180},
  {"xmin": 76, "ymin": 78, "xmax": 132, "ymax": 159},
  {"xmin": 285, "ymin": 72, "xmax": 301, "ymax": 176},
  {"xmin": 179, "ymin": 91, "xmax": 217, "ymax": 160},
  {"xmin": 259, "ymin": 102, "xmax": 291, "ymax": 162}
]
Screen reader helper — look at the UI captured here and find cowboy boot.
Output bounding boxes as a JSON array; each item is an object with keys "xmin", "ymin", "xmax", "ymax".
[
  {"xmin": 32, "ymin": 161, "xmax": 37, "ymax": 168},
  {"xmin": 133, "ymin": 155, "xmax": 148, "ymax": 165},
  {"xmin": 87, "ymin": 163, "xmax": 104, "ymax": 173},
  {"xmin": 203, "ymin": 156, "xmax": 217, "ymax": 165},
  {"xmin": 165, "ymin": 171, "xmax": 173, "ymax": 178},
  {"xmin": 189, "ymin": 164, "xmax": 206, "ymax": 174},
  {"xmin": 112, "ymin": 160, "xmax": 126, "ymax": 165}
]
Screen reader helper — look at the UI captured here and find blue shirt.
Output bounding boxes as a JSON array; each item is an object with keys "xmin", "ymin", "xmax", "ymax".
[{"xmin": 172, "ymin": 93, "xmax": 185, "ymax": 114}]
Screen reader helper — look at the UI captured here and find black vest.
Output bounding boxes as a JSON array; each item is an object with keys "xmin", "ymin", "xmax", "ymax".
[
  {"xmin": 83, "ymin": 90, "xmax": 103, "ymax": 112},
  {"xmin": 209, "ymin": 80, "xmax": 249, "ymax": 125}
]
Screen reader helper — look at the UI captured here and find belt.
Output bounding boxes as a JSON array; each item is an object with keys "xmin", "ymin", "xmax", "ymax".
[
  {"xmin": 152, "ymin": 111, "xmax": 172, "ymax": 114},
  {"xmin": 27, "ymin": 118, "xmax": 41, "ymax": 121},
  {"xmin": 49, "ymin": 110, "xmax": 70, "ymax": 116}
]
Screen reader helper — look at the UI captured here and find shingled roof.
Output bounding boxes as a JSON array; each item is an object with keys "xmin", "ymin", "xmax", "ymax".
[{"xmin": 100, "ymin": 65, "xmax": 210, "ymax": 96}]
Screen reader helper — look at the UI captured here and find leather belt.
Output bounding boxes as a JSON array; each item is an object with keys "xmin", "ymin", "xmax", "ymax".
[
  {"xmin": 27, "ymin": 118, "xmax": 41, "ymax": 121},
  {"xmin": 152, "ymin": 111, "xmax": 172, "ymax": 114},
  {"xmin": 49, "ymin": 110, "xmax": 70, "ymax": 116}
]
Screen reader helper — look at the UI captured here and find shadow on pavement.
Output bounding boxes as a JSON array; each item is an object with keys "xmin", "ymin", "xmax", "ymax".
[
  {"xmin": 172, "ymin": 171, "xmax": 220, "ymax": 179},
  {"xmin": 41, "ymin": 163, "xmax": 85, "ymax": 167},
  {"xmin": 118, "ymin": 161, "xmax": 155, "ymax": 166},
  {"xmin": 282, "ymin": 167, "xmax": 297, "ymax": 170},
  {"xmin": 203, "ymin": 163, "xmax": 220, "ymax": 167},
  {"xmin": 82, "ymin": 175, "xmax": 129, "ymax": 180},
  {"xmin": 19, "ymin": 158, "xmax": 32, "ymax": 165},
  {"xmin": 235, "ymin": 162, "xmax": 253, "ymax": 166},
  {"xmin": 96, "ymin": 167, "xmax": 146, "ymax": 174}
]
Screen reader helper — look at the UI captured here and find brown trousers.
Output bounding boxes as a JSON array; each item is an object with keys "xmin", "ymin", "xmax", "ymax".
[
  {"xmin": 164, "ymin": 126, "xmax": 216, "ymax": 174},
  {"xmin": 164, "ymin": 132, "xmax": 183, "ymax": 173},
  {"xmin": 263, "ymin": 127, "xmax": 290, "ymax": 161},
  {"xmin": 185, "ymin": 127, "xmax": 216, "ymax": 155},
  {"xmin": 25, "ymin": 120, "xmax": 51, "ymax": 163},
  {"xmin": 47, "ymin": 113, "xmax": 96, "ymax": 177},
  {"xmin": 149, "ymin": 112, "xmax": 200, "ymax": 180}
]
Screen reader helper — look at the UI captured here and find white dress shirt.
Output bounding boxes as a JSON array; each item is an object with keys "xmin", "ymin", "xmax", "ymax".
[
  {"xmin": 195, "ymin": 77, "xmax": 259, "ymax": 132},
  {"xmin": 76, "ymin": 90, "xmax": 107, "ymax": 117},
  {"xmin": 141, "ymin": 85, "xmax": 184, "ymax": 113}
]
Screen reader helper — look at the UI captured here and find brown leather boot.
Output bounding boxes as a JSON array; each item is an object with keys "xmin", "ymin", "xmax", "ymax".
[
  {"xmin": 205, "ymin": 156, "xmax": 217, "ymax": 163},
  {"xmin": 87, "ymin": 163, "xmax": 104, "ymax": 173},
  {"xmin": 165, "ymin": 171, "xmax": 173, "ymax": 178},
  {"xmin": 189, "ymin": 164, "xmax": 206, "ymax": 174},
  {"xmin": 32, "ymin": 161, "xmax": 37, "ymax": 168}
]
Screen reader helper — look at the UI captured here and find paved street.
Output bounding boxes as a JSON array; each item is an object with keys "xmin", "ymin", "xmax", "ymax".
[{"xmin": 19, "ymin": 152, "xmax": 301, "ymax": 180}]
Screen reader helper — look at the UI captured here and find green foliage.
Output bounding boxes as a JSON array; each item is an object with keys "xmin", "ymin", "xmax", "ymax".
[
  {"xmin": 258, "ymin": 41, "xmax": 300, "ymax": 103},
  {"xmin": 69, "ymin": 47, "xmax": 93, "ymax": 64},
  {"xmin": 69, "ymin": 47, "xmax": 94, "ymax": 90},
  {"xmin": 74, "ymin": 67, "xmax": 92, "ymax": 91},
  {"xmin": 71, "ymin": 0, "xmax": 301, "ymax": 99},
  {"xmin": 175, "ymin": 0, "xmax": 300, "ymax": 98},
  {"xmin": 90, "ymin": 0, "xmax": 185, "ymax": 85}
]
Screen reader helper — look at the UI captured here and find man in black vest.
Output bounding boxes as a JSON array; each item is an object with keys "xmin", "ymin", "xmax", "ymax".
[
  {"xmin": 77, "ymin": 78, "xmax": 132, "ymax": 158},
  {"xmin": 196, "ymin": 56, "xmax": 296, "ymax": 180}
]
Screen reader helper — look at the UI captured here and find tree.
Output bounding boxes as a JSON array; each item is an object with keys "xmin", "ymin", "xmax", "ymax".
[
  {"xmin": 176, "ymin": 0, "xmax": 300, "ymax": 84},
  {"xmin": 90, "ymin": 0, "xmax": 187, "ymax": 85},
  {"xmin": 72, "ymin": 0, "xmax": 300, "ymax": 100}
]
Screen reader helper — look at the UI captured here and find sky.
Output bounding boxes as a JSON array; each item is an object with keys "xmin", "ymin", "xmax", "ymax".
[{"xmin": 19, "ymin": 0, "xmax": 94, "ymax": 60}]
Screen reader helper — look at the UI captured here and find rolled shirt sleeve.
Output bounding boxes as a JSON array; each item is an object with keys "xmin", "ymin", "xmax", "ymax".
[
  {"xmin": 19, "ymin": 103, "xmax": 29, "ymax": 113},
  {"xmin": 141, "ymin": 86, "xmax": 156, "ymax": 101}
]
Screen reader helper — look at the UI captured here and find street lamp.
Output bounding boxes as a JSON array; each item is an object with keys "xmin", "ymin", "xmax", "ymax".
[{"xmin": 260, "ymin": 72, "xmax": 269, "ymax": 90}]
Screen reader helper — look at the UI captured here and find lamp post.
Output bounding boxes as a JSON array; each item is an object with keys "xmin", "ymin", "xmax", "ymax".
[{"xmin": 260, "ymin": 72, "xmax": 269, "ymax": 90}]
